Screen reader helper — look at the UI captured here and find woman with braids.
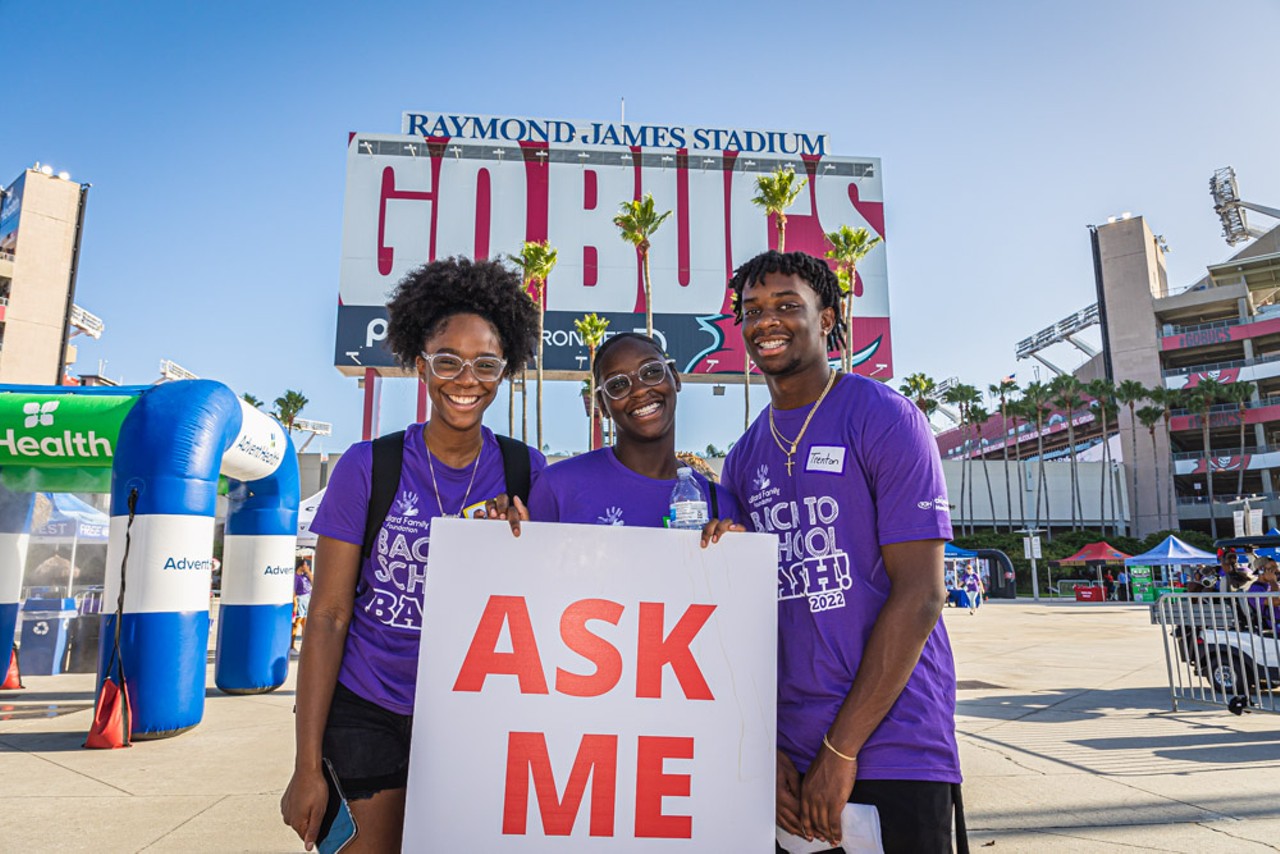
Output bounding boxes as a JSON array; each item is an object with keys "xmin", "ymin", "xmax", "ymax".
[
  {"xmin": 281, "ymin": 257, "xmax": 543, "ymax": 852},
  {"xmin": 718, "ymin": 250, "xmax": 964, "ymax": 853},
  {"xmin": 525, "ymin": 332, "xmax": 741, "ymax": 531}
]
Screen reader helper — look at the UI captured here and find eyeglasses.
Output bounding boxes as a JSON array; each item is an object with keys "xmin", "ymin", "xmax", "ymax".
[
  {"xmin": 419, "ymin": 352, "xmax": 507, "ymax": 383},
  {"xmin": 600, "ymin": 359, "xmax": 674, "ymax": 400}
]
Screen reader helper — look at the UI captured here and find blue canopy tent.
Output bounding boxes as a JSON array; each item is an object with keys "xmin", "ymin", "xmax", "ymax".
[
  {"xmin": 30, "ymin": 493, "xmax": 110, "ymax": 597},
  {"xmin": 1124, "ymin": 534, "xmax": 1217, "ymax": 597},
  {"xmin": 1123, "ymin": 535, "xmax": 1216, "ymax": 567},
  {"xmin": 32, "ymin": 493, "xmax": 109, "ymax": 543},
  {"xmin": 945, "ymin": 543, "xmax": 978, "ymax": 560}
]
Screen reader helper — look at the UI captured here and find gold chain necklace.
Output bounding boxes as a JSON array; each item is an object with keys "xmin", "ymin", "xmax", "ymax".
[
  {"xmin": 424, "ymin": 431, "xmax": 483, "ymax": 518},
  {"xmin": 768, "ymin": 370, "xmax": 838, "ymax": 476}
]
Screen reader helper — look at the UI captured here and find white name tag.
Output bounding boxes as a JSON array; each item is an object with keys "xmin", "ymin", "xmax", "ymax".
[{"xmin": 806, "ymin": 445, "xmax": 846, "ymax": 474}]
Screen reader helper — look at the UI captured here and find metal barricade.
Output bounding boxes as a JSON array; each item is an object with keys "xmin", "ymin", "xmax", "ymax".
[
  {"xmin": 1054, "ymin": 579, "xmax": 1096, "ymax": 597},
  {"xmin": 1152, "ymin": 592, "xmax": 1279, "ymax": 715}
]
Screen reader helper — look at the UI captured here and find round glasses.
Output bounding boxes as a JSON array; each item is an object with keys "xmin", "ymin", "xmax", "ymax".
[
  {"xmin": 600, "ymin": 359, "xmax": 674, "ymax": 400},
  {"xmin": 419, "ymin": 352, "xmax": 507, "ymax": 383}
]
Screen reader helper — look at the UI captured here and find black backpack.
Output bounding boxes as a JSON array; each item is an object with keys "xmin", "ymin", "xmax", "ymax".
[{"xmin": 360, "ymin": 431, "xmax": 532, "ymax": 560}]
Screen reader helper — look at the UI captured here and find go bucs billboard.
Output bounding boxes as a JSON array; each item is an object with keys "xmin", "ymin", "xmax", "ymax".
[{"xmin": 336, "ymin": 112, "xmax": 891, "ymax": 381}]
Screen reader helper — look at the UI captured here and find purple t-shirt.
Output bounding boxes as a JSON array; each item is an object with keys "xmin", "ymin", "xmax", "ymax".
[
  {"xmin": 294, "ymin": 572, "xmax": 313, "ymax": 597},
  {"xmin": 528, "ymin": 448, "xmax": 740, "ymax": 528},
  {"xmin": 722, "ymin": 374, "xmax": 960, "ymax": 783},
  {"xmin": 310, "ymin": 424, "xmax": 546, "ymax": 715}
]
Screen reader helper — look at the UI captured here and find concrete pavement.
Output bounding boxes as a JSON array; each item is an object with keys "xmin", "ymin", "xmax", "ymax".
[{"xmin": 2, "ymin": 600, "xmax": 1278, "ymax": 852}]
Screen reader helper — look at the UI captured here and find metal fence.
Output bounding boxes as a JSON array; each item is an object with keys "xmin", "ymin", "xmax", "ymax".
[{"xmin": 1151, "ymin": 592, "xmax": 1279, "ymax": 715}]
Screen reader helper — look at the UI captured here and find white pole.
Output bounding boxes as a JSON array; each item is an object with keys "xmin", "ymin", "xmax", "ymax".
[{"xmin": 67, "ymin": 527, "xmax": 79, "ymax": 599}]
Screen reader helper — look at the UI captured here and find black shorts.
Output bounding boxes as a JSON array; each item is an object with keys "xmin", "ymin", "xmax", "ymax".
[
  {"xmin": 776, "ymin": 779, "xmax": 962, "ymax": 854},
  {"xmin": 322, "ymin": 681, "xmax": 413, "ymax": 800}
]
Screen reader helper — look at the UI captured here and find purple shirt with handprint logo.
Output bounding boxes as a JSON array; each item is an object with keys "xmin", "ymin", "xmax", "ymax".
[
  {"xmin": 722, "ymin": 374, "xmax": 960, "ymax": 783},
  {"xmin": 311, "ymin": 424, "xmax": 546, "ymax": 714}
]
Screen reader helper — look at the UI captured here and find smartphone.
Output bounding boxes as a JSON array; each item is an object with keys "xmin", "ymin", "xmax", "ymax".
[{"xmin": 316, "ymin": 758, "xmax": 358, "ymax": 854}]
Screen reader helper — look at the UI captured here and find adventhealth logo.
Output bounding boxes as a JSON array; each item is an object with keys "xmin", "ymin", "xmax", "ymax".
[
  {"xmin": 24, "ymin": 401, "xmax": 58, "ymax": 428},
  {"xmin": 163, "ymin": 557, "xmax": 214, "ymax": 571},
  {"xmin": 263, "ymin": 565, "xmax": 291, "ymax": 575},
  {"xmin": 3, "ymin": 400, "xmax": 114, "ymax": 459}
]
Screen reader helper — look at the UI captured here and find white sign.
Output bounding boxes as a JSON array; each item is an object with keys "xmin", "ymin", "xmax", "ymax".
[
  {"xmin": 1250, "ymin": 508, "xmax": 1264, "ymax": 536},
  {"xmin": 406, "ymin": 520, "xmax": 778, "ymax": 850},
  {"xmin": 1022, "ymin": 536, "xmax": 1041, "ymax": 559}
]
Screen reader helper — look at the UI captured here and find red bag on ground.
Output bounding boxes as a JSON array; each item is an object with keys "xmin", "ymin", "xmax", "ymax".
[
  {"xmin": 84, "ymin": 666, "xmax": 131, "ymax": 749},
  {"xmin": 1, "ymin": 646, "xmax": 22, "ymax": 689}
]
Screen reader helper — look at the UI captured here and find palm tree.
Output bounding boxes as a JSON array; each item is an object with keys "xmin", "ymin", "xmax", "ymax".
[
  {"xmin": 824, "ymin": 225, "xmax": 882, "ymax": 373},
  {"xmin": 1087, "ymin": 378, "xmax": 1116, "ymax": 535},
  {"xmin": 508, "ymin": 241, "xmax": 559, "ymax": 451},
  {"xmin": 943, "ymin": 385, "xmax": 970, "ymax": 535},
  {"xmin": 573, "ymin": 313, "xmax": 610, "ymax": 451},
  {"xmin": 1189, "ymin": 378, "xmax": 1226, "ymax": 538},
  {"xmin": 944, "ymin": 383, "xmax": 982, "ymax": 535},
  {"xmin": 899, "ymin": 372, "xmax": 938, "ymax": 416},
  {"xmin": 273, "ymin": 390, "xmax": 308, "ymax": 432},
  {"xmin": 1022, "ymin": 381, "xmax": 1053, "ymax": 537},
  {"xmin": 1006, "ymin": 396, "xmax": 1029, "ymax": 530},
  {"xmin": 1148, "ymin": 385, "xmax": 1183, "ymax": 527},
  {"xmin": 613, "ymin": 193, "xmax": 671, "ymax": 338},
  {"xmin": 751, "ymin": 166, "xmax": 806, "ymax": 252},
  {"xmin": 1224, "ymin": 381, "xmax": 1257, "ymax": 498},
  {"xmin": 970, "ymin": 403, "xmax": 997, "ymax": 531},
  {"xmin": 989, "ymin": 378, "xmax": 1019, "ymax": 533},
  {"xmin": 1137, "ymin": 405, "xmax": 1166, "ymax": 525},
  {"xmin": 1113, "ymin": 379, "xmax": 1147, "ymax": 535},
  {"xmin": 1049, "ymin": 375, "xmax": 1087, "ymax": 531},
  {"xmin": 242, "ymin": 393, "xmax": 263, "ymax": 409}
]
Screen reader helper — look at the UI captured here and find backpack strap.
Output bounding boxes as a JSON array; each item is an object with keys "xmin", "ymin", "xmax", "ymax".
[
  {"xmin": 496, "ymin": 434, "xmax": 532, "ymax": 506},
  {"xmin": 362, "ymin": 430, "xmax": 406, "ymax": 561},
  {"xmin": 708, "ymin": 481, "xmax": 719, "ymax": 519}
]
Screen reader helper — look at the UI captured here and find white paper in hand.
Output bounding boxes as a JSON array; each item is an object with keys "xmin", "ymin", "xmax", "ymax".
[{"xmin": 775, "ymin": 803, "xmax": 884, "ymax": 854}]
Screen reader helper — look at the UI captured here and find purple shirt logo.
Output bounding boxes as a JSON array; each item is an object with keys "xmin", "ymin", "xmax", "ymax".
[
  {"xmin": 752, "ymin": 464, "xmax": 771, "ymax": 493},
  {"xmin": 597, "ymin": 506, "xmax": 625, "ymax": 526},
  {"xmin": 394, "ymin": 490, "xmax": 420, "ymax": 517}
]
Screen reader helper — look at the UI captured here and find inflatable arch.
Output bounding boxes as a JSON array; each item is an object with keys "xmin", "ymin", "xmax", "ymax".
[{"xmin": 0, "ymin": 380, "xmax": 299, "ymax": 737}]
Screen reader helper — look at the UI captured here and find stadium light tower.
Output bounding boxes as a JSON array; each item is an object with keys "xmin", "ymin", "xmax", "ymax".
[{"xmin": 1211, "ymin": 167, "xmax": 1280, "ymax": 246}]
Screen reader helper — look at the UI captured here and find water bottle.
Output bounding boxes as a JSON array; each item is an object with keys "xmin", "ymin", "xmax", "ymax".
[{"xmin": 668, "ymin": 467, "xmax": 709, "ymax": 529}]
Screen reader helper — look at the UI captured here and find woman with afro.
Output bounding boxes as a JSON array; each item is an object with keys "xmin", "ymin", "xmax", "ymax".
[{"xmin": 282, "ymin": 257, "xmax": 542, "ymax": 851}]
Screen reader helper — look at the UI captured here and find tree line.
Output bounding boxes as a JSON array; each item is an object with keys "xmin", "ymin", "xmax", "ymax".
[{"xmin": 897, "ymin": 373, "xmax": 1257, "ymax": 539}]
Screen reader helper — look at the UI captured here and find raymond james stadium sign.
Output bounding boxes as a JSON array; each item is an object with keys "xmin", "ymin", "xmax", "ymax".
[
  {"xmin": 402, "ymin": 112, "xmax": 830, "ymax": 156},
  {"xmin": 337, "ymin": 111, "xmax": 891, "ymax": 380}
]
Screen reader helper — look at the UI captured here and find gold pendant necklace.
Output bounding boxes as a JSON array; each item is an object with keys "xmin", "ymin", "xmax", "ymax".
[
  {"xmin": 768, "ymin": 370, "xmax": 838, "ymax": 476},
  {"xmin": 425, "ymin": 431, "xmax": 483, "ymax": 518}
]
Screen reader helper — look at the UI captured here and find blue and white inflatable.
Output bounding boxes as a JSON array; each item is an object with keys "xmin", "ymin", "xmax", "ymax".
[
  {"xmin": 0, "ymin": 380, "xmax": 299, "ymax": 738},
  {"xmin": 0, "ymin": 486, "xmax": 34, "ymax": 665}
]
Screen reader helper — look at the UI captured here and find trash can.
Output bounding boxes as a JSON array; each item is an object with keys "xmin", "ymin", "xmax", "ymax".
[
  {"xmin": 19, "ymin": 598, "xmax": 77, "ymax": 675},
  {"xmin": 65, "ymin": 614, "xmax": 103, "ymax": 673}
]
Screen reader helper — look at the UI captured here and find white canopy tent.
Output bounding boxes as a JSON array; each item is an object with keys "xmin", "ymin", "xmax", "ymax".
[{"xmin": 296, "ymin": 488, "xmax": 325, "ymax": 547}]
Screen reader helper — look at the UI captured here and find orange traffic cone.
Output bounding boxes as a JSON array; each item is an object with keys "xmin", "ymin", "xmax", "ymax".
[{"xmin": 1, "ymin": 646, "xmax": 23, "ymax": 690}]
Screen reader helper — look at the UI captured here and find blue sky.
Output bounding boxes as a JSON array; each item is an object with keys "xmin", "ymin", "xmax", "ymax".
[{"xmin": 4, "ymin": 0, "xmax": 1278, "ymax": 456}]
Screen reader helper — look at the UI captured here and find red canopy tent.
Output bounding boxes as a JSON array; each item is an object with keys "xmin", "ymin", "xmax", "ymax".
[
  {"xmin": 1058, "ymin": 542, "xmax": 1132, "ymax": 565},
  {"xmin": 1056, "ymin": 541, "xmax": 1133, "ymax": 600}
]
